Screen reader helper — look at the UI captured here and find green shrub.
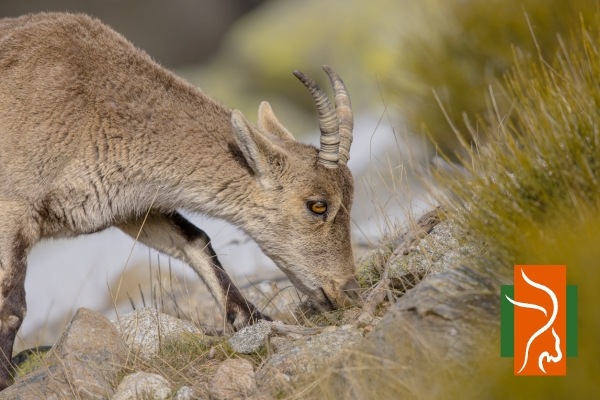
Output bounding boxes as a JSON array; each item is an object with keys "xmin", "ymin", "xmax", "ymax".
[
  {"xmin": 432, "ymin": 12, "xmax": 600, "ymax": 397},
  {"xmin": 390, "ymin": 0, "xmax": 598, "ymax": 155}
]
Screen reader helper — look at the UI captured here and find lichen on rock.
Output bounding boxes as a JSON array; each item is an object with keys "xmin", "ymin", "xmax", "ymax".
[{"xmin": 358, "ymin": 219, "xmax": 483, "ymax": 291}]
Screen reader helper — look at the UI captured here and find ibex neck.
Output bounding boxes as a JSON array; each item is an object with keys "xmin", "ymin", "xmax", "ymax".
[{"xmin": 107, "ymin": 74, "xmax": 257, "ymax": 224}]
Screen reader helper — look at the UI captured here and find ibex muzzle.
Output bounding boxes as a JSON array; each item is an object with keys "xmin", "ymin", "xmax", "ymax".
[{"xmin": 0, "ymin": 13, "xmax": 359, "ymax": 389}]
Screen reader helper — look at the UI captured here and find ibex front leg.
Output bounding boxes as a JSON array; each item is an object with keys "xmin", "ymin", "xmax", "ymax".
[
  {"xmin": 0, "ymin": 202, "xmax": 37, "ymax": 389},
  {"xmin": 117, "ymin": 211, "xmax": 270, "ymax": 330}
]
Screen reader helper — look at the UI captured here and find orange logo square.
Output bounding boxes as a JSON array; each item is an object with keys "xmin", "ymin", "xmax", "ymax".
[{"xmin": 510, "ymin": 265, "xmax": 566, "ymax": 375}]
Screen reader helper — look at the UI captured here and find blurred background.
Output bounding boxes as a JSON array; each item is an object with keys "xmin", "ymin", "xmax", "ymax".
[{"xmin": 4, "ymin": 0, "xmax": 596, "ymax": 371}]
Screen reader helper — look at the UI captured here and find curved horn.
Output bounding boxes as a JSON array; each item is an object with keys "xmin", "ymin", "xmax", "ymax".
[
  {"xmin": 293, "ymin": 70, "xmax": 340, "ymax": 168},
  {"xmin": 323, "ymin": 65, "xmax": 354, "ymax": 165}
]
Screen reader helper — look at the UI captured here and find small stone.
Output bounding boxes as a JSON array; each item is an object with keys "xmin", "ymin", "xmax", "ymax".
[
  {"xmin": 112, "ymin": 372, "xmax": 172, "ymax": 400},
  {"xmin": 112, "ymin": 307, "xmax": 201, "ymax": 360},
  {"xmin": 228, "ymin": 320, "xmax": 271, "ymax": 354},
  {"xmin": 356, "ymin": 312, "xmax": 374, "ymax": 328},
  {"xmin": 209, "ymin": 359, "xmax": 256, "ymax": 400},
  {"xmin": 174, "ymin": 385, "xmax": 195, "ymax": 400}
]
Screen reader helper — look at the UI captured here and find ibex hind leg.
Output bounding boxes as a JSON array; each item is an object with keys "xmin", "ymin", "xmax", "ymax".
[
  {"xmin": 0, "ymin": 202, "xmax": 38, "ymax": 390},
  {"xmin": 117, "ymin": 211, "xmax": 271, "ymax": 330}
]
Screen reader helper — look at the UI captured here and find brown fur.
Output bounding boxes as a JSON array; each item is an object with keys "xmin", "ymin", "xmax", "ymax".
[{"xmin": 0, "ymin": 13, "xmax": 359, "ymax": 389}]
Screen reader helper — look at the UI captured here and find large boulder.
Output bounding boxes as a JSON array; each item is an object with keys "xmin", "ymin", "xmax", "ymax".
[
  {"xmin": 112, "ymin": 307, "xmax": 201, "ymax": 360},
  {"xmin": 328, "ymin": 265, "xmax": 500, "ymax": 399},
  {"xmin": 1, "ymin": 308, "xmax": 126, "ymax": 400}
]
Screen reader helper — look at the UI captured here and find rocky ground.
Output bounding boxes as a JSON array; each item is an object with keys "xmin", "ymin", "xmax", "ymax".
[{"xmin": 2, "ymin": 208, "xmax": 499, "ymax": 399}]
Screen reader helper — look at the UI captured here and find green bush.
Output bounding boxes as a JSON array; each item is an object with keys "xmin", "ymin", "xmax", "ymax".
[
  {"xmin": 432, "ymin": 12, "xmax": 600, "ymax": 397},
  {"xmin": 390, "ymin": 0, "xmax": 598, "ymax": 155}
]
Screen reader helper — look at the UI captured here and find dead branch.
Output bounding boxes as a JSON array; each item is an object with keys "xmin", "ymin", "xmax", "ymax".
[{"xmin": 270, "ymin": 322, "xmax": 332, "ymax": 338}]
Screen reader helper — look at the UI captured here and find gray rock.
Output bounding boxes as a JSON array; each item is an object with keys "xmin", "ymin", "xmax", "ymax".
[
  {"xmin": 330, "ymin": 266, "xmax": 500, "ymax": 398},
  {"xmin": 257, "ymin": 324, "xmax": 363, "ymax": 381},
  {"xmin": 269, "ymin": 335, "xmax": 293, "ymax": 353},
  {"xmin": 174, "ymin": 385, "xmax": 196, "ymax": 400},
  {"xmin": 209, "ymin": 359, "xmax": 256, "ymax": 400},
  {"xmin": 228, "ymin": 320, "xmax": 272, "ymax": 354},
  {"xmin": 112, "ymin": 372, "xmax": 172, "ymax": 400},
  {"xmin": 374, "ymin": 266, "xmax": 499, "ymax": 361},
  {"xmin": 112, "ymin": 307, "xmax": 201, "ymax": 360},
  {"xmin": 1, "ymin": 308, "xmax": 126, "ymax": 400}
]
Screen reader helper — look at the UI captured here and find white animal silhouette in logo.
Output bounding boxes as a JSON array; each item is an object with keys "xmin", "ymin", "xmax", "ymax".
[{"xmin": 506, "ymin": 269, "xmax": 562, "ymax": 373}]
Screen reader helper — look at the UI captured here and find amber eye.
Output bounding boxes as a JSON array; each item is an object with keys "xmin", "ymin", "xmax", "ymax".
[{"xmin": 308, "ymin": 201, "xmax": 328, "ymax": 215}]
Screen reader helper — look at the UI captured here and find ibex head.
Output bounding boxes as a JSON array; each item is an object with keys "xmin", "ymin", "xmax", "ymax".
[{"xmin": 230, "ymin": 66, "xmax": 361, "ymax": 311}]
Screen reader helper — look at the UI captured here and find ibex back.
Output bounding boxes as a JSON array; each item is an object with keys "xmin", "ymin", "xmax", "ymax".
[{"xmin": 0, "ymin": 13, "xmax": 360, "ymax": 388}]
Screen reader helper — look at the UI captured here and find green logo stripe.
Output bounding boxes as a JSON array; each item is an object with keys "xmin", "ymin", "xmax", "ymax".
[
  {"xmin": 566, "ymin": 285, "xmax": 578, "ymax": 357},
  {"xmin": 500, "ymin": 285, "xmax": 514, "ymax": 357}
]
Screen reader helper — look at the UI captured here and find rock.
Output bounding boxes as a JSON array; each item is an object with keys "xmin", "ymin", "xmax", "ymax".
[
  {"xmin": 358, "ymin": 219, "xmax": 482, "ymax": 291},
  {"xmin": 228, "ymin": 320, "xmax": 271, "ymax": 354},
  {"xmin": 112, "ymin": 307, "xmax": 201, "ymax": 360},
  {"xmin": 208, "ymin": 359, "xmax": 256, "ymax": 400},
  {"xmin": 257, "ymin": 324, "xmax": 363, "ymax": 381},
  {"xmin": 2, "ymin": 308, "xmax": 126, "ymax": 400},
  {"xmin": 174, "ymin": 385, "xmax": 196, "ymax": 400},
  {"xmin": 269, "ymin": 336, "xmax": 292, "ymax": 353},
  {"xmin": 329, "ymin": 266, "xmax": 500, "ymax": 398},
  {"xmin": 112, "ymin": 372, "xmax": 172, "ymax": 400}
]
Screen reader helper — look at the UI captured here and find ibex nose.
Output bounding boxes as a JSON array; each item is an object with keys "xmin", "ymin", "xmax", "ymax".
[{"xmin": 340, "ymin": 278, "xmax": 364, "ymax": 307}]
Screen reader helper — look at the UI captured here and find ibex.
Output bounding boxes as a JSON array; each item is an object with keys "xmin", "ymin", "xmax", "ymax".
[{"xmin": 0, "ymin": 12, "xmax": 360, "ymax": 387}]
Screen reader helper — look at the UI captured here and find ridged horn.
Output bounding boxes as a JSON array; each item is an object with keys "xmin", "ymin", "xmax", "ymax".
[
  {"xmin": 293, "ymin": 70, "xmax": 340, "ymax": 168},
  {"xmin": 323, "ymin": 65, "xmax": 354, "ymax": 165}
]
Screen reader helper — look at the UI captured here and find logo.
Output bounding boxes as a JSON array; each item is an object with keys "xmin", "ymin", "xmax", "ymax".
[{"xmin": 500, "ymin": 265, "xmax": 578, "ymax": 375}]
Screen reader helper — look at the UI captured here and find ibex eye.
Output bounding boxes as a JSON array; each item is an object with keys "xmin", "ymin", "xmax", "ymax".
[{"xmin": 308, "ymin": 201, "xmax": 327, "ymax": 215}]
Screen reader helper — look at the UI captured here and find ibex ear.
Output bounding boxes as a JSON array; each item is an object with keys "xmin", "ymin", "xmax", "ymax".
[
  {"xmin": 258, "ymin": 101, "xmax": 295, "ymax": 141},
  {"xmin": 231, "ymin": 109, "xmax": 287, "ymax": 180}
]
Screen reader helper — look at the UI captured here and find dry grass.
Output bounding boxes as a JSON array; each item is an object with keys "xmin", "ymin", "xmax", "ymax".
[{"xmin": 110, "ymin": 332, "xmax": 269, "ymax": 398}]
